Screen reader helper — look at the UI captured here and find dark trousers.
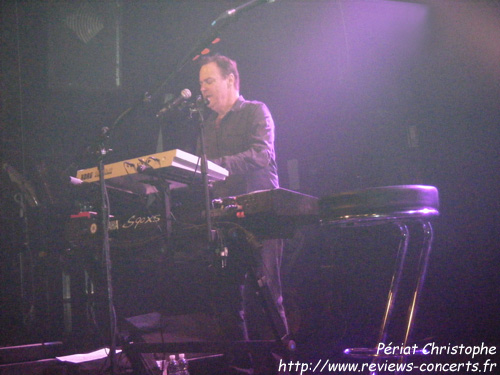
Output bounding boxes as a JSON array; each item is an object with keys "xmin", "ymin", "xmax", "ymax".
[
  {"xmin": 211, "ymin": 235, "xmax": 288, "ymax": 374},
  {"xmin": 213, "ymin": 237, "xmax": 288, "ymax": 340}
]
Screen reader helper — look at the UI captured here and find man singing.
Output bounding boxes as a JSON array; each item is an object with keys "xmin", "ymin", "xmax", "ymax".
[{"xmin": 198, "ymin": 54, "xmax": 289, "ymax": 374}]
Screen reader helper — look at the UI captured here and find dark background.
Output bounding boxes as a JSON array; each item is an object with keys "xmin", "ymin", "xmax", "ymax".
[{"xmin": 1, "ymin": 0, "xmax": 499, "ymax": 360}]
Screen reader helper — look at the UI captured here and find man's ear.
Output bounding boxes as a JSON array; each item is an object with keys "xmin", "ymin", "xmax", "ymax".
[{"xmin": 227, "ymin": 73, "xmax": 235, "ymax": 89}]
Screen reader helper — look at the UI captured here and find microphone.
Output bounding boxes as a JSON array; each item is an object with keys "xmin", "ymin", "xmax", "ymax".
[
  {"xmin": 196, "ymin": 95, "xmax": 210, "ymax": 107},
  {"xmin": 211, "ymin": 0, "xmax": 276, "ymax": 28},
  {"xmin": 156, "ymin": 88, "xmax": 192, "ymax": 117},
  {"xmin": 189, "ymin": 95, "xmax": 210, "ymax": 110}
]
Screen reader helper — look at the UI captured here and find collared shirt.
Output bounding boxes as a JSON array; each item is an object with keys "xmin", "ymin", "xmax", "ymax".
[{"xmin": 201, "ymin": 96, "xmax": 279, "ymax": 198}]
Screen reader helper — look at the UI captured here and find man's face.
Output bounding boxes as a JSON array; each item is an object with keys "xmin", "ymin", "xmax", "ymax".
[{"xmin": 199, "ymin": 62, "xmax": 233, "ymax": 115}]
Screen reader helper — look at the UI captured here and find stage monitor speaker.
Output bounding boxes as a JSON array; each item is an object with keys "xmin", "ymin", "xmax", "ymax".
[
  {"xmin": 47, "ymin": 2, "xmax": 121, "ymax": 91},
  {"xmin": 0, "ymin": 342, "xmax": 63, "ymax": 365}
]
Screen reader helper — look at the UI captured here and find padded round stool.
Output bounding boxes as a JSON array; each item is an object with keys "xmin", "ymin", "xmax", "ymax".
[{"xmin": 319, "ymin": 185, "xmax": 439, "ymax": 364}]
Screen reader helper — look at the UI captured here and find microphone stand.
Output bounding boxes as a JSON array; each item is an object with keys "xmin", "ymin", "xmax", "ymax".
[
  {"xmin": 94, "ymin": 128, "xmax": 118, "ymax": 375},
  {"xmin": 189, "ymin": 101, "xmax": 214, "ymax": 246}
]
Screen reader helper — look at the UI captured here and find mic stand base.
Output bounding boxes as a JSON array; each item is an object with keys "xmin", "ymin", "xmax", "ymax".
[{"xmin": 98, "ymin": 156, "xmax": 118, "ymax": 375}]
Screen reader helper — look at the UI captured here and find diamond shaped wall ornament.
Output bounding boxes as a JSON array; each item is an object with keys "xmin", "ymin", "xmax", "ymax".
[{"xmin": 63, "ymin": 3, "xmax": 104, "ymax": 44}]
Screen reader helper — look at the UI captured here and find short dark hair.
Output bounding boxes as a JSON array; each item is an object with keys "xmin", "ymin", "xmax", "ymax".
[{"xmin": 199, "ymin": 54, "xmax": 240, "ymax": 91}]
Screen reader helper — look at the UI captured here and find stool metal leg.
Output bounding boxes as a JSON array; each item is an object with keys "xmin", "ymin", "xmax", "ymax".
[
  {"xmin": 391, "ymin": 221, "xmax": 434, "ymax": 375},
  {"xmin": 402, "ymin": 221, "xmax": 434, "ymax": 347},
  {"xmin": 344, "ymin": 222, "xmax": 410, "ymax": 360},
  {"xmin": 367, "ymin": 223, "xmax": 411, "ymax": 375},
  {"xmin": 376, "ymin": 222, "xmax": 410, "ymax": 346},
  {"xmin": 344, "ymin": 220, "xmax": 435, "ymax": 375}
]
